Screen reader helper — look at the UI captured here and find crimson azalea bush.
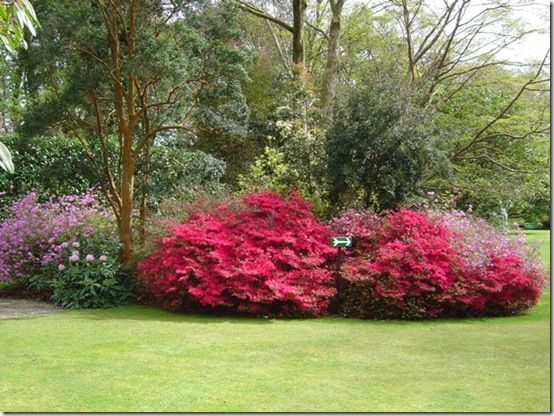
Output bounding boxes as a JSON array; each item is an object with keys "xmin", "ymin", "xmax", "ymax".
[
  {"xmin": 333, "ymin": 208, "xmax": 546, "ymax": 319},
  {"xmin": 137, "ymin": 190, "xmax": 336, "ymax": 317}
]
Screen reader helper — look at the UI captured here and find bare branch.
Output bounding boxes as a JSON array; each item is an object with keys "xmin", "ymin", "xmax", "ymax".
[
  {"xmin": 451, "ymin": 51, "xmax": 550, "ymax": 161},
  {"xmin": 234, "ymin": 0, "xmax": 293, "ymax": 32}
]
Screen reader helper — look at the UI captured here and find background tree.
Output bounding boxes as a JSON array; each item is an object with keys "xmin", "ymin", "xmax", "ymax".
[
  {"xmin": 18, "ymin": 0, "xmax": 249, "ymax": 260},
  {"xmin": 326, "ymin": 68, "xmax": 445, "ymax": 211}
]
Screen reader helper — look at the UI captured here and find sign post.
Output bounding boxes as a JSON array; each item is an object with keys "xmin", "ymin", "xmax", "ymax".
[{"xmin": 329, "ymin": 236, "xmax": 352, "ymax": 278}]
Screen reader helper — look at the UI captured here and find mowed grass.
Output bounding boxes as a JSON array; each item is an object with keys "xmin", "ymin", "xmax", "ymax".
[{"xmin": 0, "ymin": 231, "xmax": 550, "ymax": 412}]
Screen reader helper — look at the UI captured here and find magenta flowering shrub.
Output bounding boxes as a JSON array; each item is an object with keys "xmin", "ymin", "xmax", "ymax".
[
  {"xmin": 0, "ymin": 191, "xmax": 111, "ymax": 282},
  {"xmin": 431, "ymin": 210, "xmax": 546, "ymax": 315},
  {"xmin": 328, "ymin": 209, "xmax": 381, "ymax": 253},
  {"xmin": 138, "ymin": 191, "xmax": 336, "ymax": 317},
  {"xmin": 332, "ymin": 208, "xmax": 546, "ymax": 319}
]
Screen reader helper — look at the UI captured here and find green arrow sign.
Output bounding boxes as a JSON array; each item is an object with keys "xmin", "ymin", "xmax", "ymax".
[{"xmin": 330, "ymin": 236, "xmax": 352, "ymax": 247}]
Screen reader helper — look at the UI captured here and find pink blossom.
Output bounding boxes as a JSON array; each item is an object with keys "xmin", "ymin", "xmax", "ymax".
[{"xmin": 0, "ymin": 190, "xmax": 114, "ymax": 282}]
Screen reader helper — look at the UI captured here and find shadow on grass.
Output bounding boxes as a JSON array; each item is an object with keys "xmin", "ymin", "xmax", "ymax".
[
  {"xmin": 26, "ymin": 300, "xmax": 546, "ymax": 328},
  {"xmin": 57, "ymin": 304, "xmax": 277, "ymax": 325}
]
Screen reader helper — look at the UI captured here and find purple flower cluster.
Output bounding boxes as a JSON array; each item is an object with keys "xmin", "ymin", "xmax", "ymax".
[
  {"xmin": 432, "ymin": 210, "xmax": 544, "ymax": 279},
  {"xmin": 328, "ymin": 208, "xmax": 381, "ymax": 238},
  {"xmin": 0, "ymin": 191, "xmax": 112, "ymax": 282}
]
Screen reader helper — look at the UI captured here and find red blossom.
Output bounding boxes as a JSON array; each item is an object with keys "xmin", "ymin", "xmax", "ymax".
[
  {"xmin": 138, "ymin": 190, "xmax": 336, "ymax": 316},
  {"xmin": 339, "ymin": 208, "xmax": 545, "ymax": 319}
]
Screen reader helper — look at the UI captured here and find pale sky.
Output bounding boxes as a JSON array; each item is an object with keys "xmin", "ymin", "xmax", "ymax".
[
  {"xmin": 348, "ymin": 0, "xmax": 550, "ymax": 64},
  {"xmin": 498, "ymin": 0, "xmax": 550, "ymax": 63}
]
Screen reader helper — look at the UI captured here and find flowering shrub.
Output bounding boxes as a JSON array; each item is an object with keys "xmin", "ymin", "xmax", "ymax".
[
  {"xmin": 328, "ymin": 208, "xmax": 381, "ymax": 253},
  {"xmin": 432, "ymin": 210, "xmax": 545, "ymax": 316},
  {"xmin": 0, "ymin": 191, "xmax": 132, "ymax": 308},
  {"xmin": 138, "ymin": 190, "xmax": 336, "ymax": 317},
  {"xmin": 31, "ymin": 232, "xmax": 132, "ymax": 309},
  {"xmin": 337, "ymin": 208, "xmax": 546, "ymax": 319},
  {"xmin": 0, "ymin": 191, "xmax": 109, "ymax": 282}
]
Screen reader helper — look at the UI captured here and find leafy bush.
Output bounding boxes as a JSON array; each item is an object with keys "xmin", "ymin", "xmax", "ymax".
[
  {"xmin": 326, "ymin": 72, "xmax": 446, "ymax": 212},
  {"xmin": 0, "ymin": 190, "xmax": 132, "ymax": 308},
  {"xmin": 0, "ymin": 135, "xmax": 104, "ymax": 204},
  {"xmin": 337, "ymin": 208, "xmax": 546, "ymax": 319},
  {"xmin": 0, "ymin": 191, "xmax": 108, "ymax": 282},
  {"xmin": 238, "ymin": 118, "xmax": 329, "ymax": 217},
  {"xmin": 138, "ymin": 190, "xmax": 336, "ymax": 317},
  {"xmin": 138, "ymin": 144, "xmax": 227, "ymax": 211},
  {"xmin": 32, "ymin": 232, "xmax": 132, "ymax": 309},
  {"xmin": 0, "ymin": 135, "xmax": 227, "ymax": 213}
]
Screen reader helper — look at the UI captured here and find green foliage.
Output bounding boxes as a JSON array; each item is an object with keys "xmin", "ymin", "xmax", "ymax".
[
  {"xmin": 0, "ymin": 134, "xmax": 227, "ymax": 211},
  {"xmin": 19, "ymin": 0, "xmax": 250, "ymax": 137},
  {"xmin": 0, "ymin": 134, "xmax": 102, "ymax": 204},
  {"xmin": 427, "ymin": 66, "xmax": 550, "ymax": 223},
  {"xmin": 238, "ymin": 146, "xmax": 289, "ymax": 192},
  {"xmin": 31, "ymin": 225, "xmax": 132, "ymax": 309},
  {"xmin": 0, "ymin": 0, "xmax": 39, "ymax": 54},
  {"xmin": 0, "ymin": 141, "xmax": 14, "ymax": 173},
  {"xmin": 141, "ymin": 143, "xmax": 227, "ymax": 210},
  {"xmin": 0, "ymin": 0, "xmax": 39, "ymax": 174},
  {"xmin": 238, "ymin": 116, "xmax": 329, "ymax": 217},
  {"xmin": 327, "ymin": 72, "xmax": 446, "ymax": 211}
]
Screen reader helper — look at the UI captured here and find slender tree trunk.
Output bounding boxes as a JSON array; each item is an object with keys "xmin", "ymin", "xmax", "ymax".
[
  {"xmin": 321, "ymin": 0, "xmax": 345, "ymax": 115},
  {"xmin": 118, "ymin": 148, "xmax": 135, "ymax": 263},
  {"xmin": 401, "ymin": 0, "xmax": 415, "ymax": 83},
  {"xmin": 139, "ymin": 141, "xmax": 150, "ymax": 247},
  {"xmin": 292, "ymin": 0, "xmax": 307, "ymax": 69}
]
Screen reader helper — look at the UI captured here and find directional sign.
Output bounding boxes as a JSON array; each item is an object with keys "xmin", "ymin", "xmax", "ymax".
[{"xmin": 330, "ymin": 236, "xmax": 352, "ymax": 247}]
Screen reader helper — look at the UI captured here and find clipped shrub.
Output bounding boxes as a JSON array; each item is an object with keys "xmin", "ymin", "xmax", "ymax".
[
  {"xmin": 337, "ymin": 208, "xmax": 546, "ymax": 319},
  {"xmin": 0, "ymin": 135, "xmax": 103, "ymax": 205},
  {"xmin": 138, "ymin": 190, "xmax": 336, "ymax": 317}
]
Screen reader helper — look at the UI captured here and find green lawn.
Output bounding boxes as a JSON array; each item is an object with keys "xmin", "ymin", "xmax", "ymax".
[{"xmin": 0, "ymin": 231, "xmax": 550, "ymax": 412}]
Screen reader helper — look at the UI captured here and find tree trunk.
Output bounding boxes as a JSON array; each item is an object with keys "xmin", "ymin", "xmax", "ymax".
[
  {"xmin": 118, "ymin": 150, "xmax": 135, "ymax": 263},
  {"xmin": 320, "ymin": 0, "xmax": 345, "ymax": 116},
  {"xmin": 139, "ymin": 141, "xmax": 150, "ymax": 247},
  {"xmin": 292, "ymin": 0, "xmax": 307, "ymax": 69}
]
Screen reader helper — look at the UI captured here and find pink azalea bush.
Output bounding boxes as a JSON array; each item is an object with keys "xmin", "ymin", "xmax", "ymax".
[
  {"xmin": 138, "ymin": 190, "xmax": 336, "ymax": 317},
  {"xmin": 332, "ymin": 208, "xmax": 546, "ymax": 319},
  {"xmin": 432, "ymin": 210, "xmax": 546, "ymax": 315},
  {"xmin": 433, "ymin": 210, "xmax": 540, "ymax": 276},
  {"xmin": 0, "ymin": 191, "xmax": 111, "ymax": 282}
]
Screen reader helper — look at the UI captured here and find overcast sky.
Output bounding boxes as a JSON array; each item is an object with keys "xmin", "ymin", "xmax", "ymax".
[
  {"xmin": 347, "ymin": 0, "xmax": 550, "ymax": 63},
  {"xmin": 500, "ymin": 0, "xmax": 550, "ymax": 62}
]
